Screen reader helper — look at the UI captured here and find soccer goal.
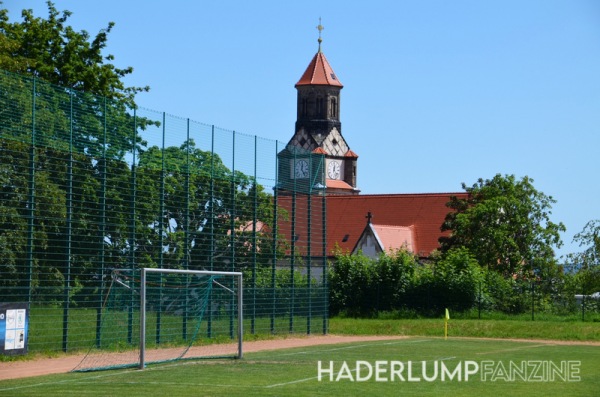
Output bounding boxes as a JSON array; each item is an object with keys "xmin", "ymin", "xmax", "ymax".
[{"xmin": 74, "ymin": 268, "xmax": 243, "ymax": 372}]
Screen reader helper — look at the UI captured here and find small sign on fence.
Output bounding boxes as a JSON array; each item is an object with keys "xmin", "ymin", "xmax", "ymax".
[{"xmin": 0, "ymin": 302, "xmax": 29, "ymax": 355}]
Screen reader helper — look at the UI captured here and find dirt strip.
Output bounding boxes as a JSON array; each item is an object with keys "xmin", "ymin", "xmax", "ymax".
[{"xmin": 0, "ymin": 335, "xmax": 407, "ymax": 381}]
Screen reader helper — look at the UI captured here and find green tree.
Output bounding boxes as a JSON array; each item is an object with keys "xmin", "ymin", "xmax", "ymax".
[
  {"xmin": 569, "ymin": 220, "xmax": 600, "ymax": 268},
  {"xmin": 136, "ymin": 140, "xmax": 278, "ymax": 271},
  {"xmin": 0, "ymin": 1, "xmax": 147, "ymax": 106},
  {"xmin": 567, "ymin": 220, "xmax": 600, "ymax": 295},
  {"xmin": 440, "ymin": 174, "xmax": 565, "ymax": 277},
  {"xmin": 0, "ymin": 1, "xmax": 154, "ymax": 158},
  {"xmin": 0, "ymin": 141, "xmax": 31, "ymax": 299},
  {"xmin": 0, "ymin": 141, "xmax": 92, "ymax": 302}
]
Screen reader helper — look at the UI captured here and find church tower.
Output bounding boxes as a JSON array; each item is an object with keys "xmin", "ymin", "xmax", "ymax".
[{"xmin": 278, "ymin": 21, "xmax": 359, "ymax": 196}]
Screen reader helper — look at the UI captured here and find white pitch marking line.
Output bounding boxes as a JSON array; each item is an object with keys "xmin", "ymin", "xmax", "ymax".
[
  {"xmin": 272, "ymin": 339, "xmax": 430, "ymax": 357},
  {"xmin": 0, "ymin": 369, "xmax": 137, "ymax": 392},
  {"xmin": 266, "ymin": 376, "xmax": 320, "ymax": 388},
  {"xmin": 475, "ymin": 344, "xmax": 548, "ymax": 355}
]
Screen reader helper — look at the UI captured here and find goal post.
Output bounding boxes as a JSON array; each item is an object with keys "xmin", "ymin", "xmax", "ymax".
[
  {"xmin": 74, "ymin": 268, "xmax": 243, "ymax": 372},
  {"xmin": 139, "ymin": 268, "xmax": 243, "ymax": 370}
]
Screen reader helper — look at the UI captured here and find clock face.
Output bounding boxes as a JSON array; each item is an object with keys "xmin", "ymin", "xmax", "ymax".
[
  {"xmin": 327, "ymin": 160, "xmax": 341, "ymax": 180},
  {"xmin": 295, "ymin": 159, "xmax": 309, "ymax": 179}
]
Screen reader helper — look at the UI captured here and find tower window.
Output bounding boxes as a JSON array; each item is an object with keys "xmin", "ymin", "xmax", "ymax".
[
  {"xmin": 316, "ymin": 97, "xmax": 324, "ymax": 117},
  {"xmin": 330, "ymin": 97, "xmax": 337, "ymax": 118}
]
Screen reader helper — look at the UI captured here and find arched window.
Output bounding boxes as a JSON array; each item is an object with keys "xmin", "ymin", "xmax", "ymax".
[
  {"xmin": 316, "ymin": 97, "xmax": 324, "ymax": 117},
  {"xmin": 330, "ymin": 97, "xmax": 337, "ymax": 118}
]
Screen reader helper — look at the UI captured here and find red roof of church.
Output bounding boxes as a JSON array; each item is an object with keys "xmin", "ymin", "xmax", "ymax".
[
  {"xmin": 327, "ymin": 193, "xmax": 467, "ymax": 257},
  {"xmin": 274, "ymin": 192, "xmax": 467, "ymax": 259},
  {"xmin": 295, "ymin": 51, "xmax": 343, "ymax": 87}
]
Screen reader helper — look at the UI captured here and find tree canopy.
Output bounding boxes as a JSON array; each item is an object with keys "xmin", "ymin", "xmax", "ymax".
[
  {"xmin": 567, "ymin": 220, "xmax": 600, "ymax": 294},
  {"xmin": 569, "ymin": 220, "xmax": 600, "ymax": 268},
  {"xmin": 136, "ymin": 140, "xmax": 279, "ymax": 271},
  {"xmin": 0, "ymin": 1, "xmax": 148, "ymax": 106},
  {"xmin": 440, "ymin": 174, "xmax": 565, "ymax": 277},
  {"xmin": 0, "ymin": 1, "xmax": 157, "ymax": 160}
]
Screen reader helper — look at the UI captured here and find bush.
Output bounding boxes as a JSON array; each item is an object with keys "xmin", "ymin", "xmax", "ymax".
[
  {"xmin": 329, "ymin": 249, "xmax": 417, "ymax": 317},
  {"xmin": 482, "ymin": 271, "xmax": 530, "ymax": 314},
  {"xmin": 328, "ymin": 247, "xmax": 589, "ymax": 318},
  {"xmin": 407, "ymin": 247, "xmax": 482, "ymax": 315}
]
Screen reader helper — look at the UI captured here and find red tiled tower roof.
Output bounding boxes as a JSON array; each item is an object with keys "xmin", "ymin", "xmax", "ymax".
[
  {"xmin": 345, "ymin": 150, "xmax": 359, "ymax": 158},
  {"xmin": 295, "ymin": 51, "xmax": 343, "ymax": 88}
]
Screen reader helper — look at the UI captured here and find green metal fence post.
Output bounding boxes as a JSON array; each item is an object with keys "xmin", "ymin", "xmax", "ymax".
[
  {"xmin": 478, "ymin": 280, "xmax": 482, "ymax": 319},
  {"xmin": 62, "ymin": 90, "xmax": 75, "ymax": 352},
  {"xmin": 321, "ymin": 155, "xmax": 328, "ymax": 335},
  {"xmin": 271, "ymin": 141, "xmax": 279, "ymax": 334},
  {"xmin": 230, "ymin": 131, "xmax": 236, "ymax": 339},
  {"xmin": 183, "ymin": 118, "xmax": 191, "ymax": 340},
  {"xmin": 207, "ymin": 125, "xmax": 215, "ymax": 338},
  {"xmin": 307, "ymin": 188, "xmax": 312, "ymax": 335},
  {"xmin": 156, "ymin": 112, "xmax": 166, "ymax": 345},
  {"xmin": 582, "ymin": 285, "xmax": 586, "ymax": 322},
  {"xmin": 531, "ymin": 280, "xmax": 535, "ymax": 321},
  {"xmin": 290, "ymin": 152, "xmax": 297, "ymax": 333},
  {"xmin": 307, "ymin": 157, "xmax": 316, "ymax": 334},
  {"xmin": 126, "ymin": 108, "xmax": 137, "ymax": 345},
  {"xmin": 251, "ymin": 135, "xmax": 258, "ymax": 334},
  {"xmin": 26, "ymin": 78, "xmax": 36, "ymax": 304},
  {"xmin": 100, "ymin": 98, "xmax": 114, "ymax": 344}
]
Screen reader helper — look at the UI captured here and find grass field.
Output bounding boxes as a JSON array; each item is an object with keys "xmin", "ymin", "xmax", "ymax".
[
  {"xmin": 329, "ymin": 317, "xmax": 600, "ymax": 341},
  {"xmin": 1, "ymin": 336, "xmax": 598, "ymax": 396}
]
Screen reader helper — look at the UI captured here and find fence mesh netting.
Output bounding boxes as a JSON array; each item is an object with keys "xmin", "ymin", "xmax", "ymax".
[{"xmin": 0, "ymin": 70, "xmax": 328, "ymax": 358}]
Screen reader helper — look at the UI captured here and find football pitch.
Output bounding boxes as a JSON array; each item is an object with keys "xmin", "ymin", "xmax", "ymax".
[{"xmin": 1, "ymin": 337, "xmax": 599, "ymax": 396}]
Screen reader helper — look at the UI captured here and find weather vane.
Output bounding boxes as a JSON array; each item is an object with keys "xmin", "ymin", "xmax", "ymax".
[{"xmin": 317, "ymin": 17, "xmax": 324, "ymax": 52}]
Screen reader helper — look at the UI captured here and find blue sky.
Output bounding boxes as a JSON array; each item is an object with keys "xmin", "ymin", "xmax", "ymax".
[{"xmin": 4, "ymin": 0, "xmax": 600, "ymax": 259}]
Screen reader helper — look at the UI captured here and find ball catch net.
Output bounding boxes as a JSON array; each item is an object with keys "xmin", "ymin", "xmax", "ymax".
[{"xmin": 74, "ymin": 268, "xmax": 243, "ymax": 372}]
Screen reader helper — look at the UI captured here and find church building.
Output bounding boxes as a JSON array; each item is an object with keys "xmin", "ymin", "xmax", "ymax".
[{"xmin": 277, "ymin": 25, "xmax": 465, "ymax": 260}]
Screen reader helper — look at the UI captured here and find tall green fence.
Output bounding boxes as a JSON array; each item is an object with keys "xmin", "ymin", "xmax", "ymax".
[{"xmin": 0, "ymin": 70, "xmax": 328, "ymax": 354}]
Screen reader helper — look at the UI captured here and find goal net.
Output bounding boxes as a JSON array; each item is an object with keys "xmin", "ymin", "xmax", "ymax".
[{"xmin": 74, "ymin": 268, "xmax": 243, "ymax": 372}]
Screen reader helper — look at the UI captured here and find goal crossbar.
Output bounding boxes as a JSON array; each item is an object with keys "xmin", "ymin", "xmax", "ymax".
[{"xmin": 139, "ymin": 268, "xmax": 243, "ymax": 369}]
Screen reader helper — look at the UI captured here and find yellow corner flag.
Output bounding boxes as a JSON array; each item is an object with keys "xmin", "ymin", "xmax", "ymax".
[{"xmin": 444, "ymin": 308, "xmax": 450, "ymax": 340}]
